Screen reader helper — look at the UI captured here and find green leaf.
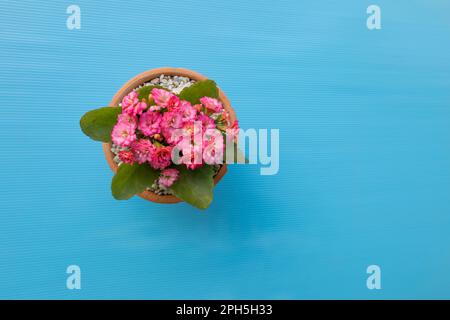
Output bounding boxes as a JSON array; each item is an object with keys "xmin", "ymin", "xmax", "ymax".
[
  {"xmin": 111, "ymin": 163, "xmax": 159, "ymax": 200},
  {"xmin": 137, "ymin": 85, "xmax": 165, "ymax": 101},
  {"xmin": 178, "ymin": 80, "xmax": 219, "ymax": 104},
  {"xmin": 80, "ymin": 107, "xmax": 122, "ymax": 142},
  {"xmin": 170, "ymin": 165, "xmax": 215, "ymax": 209}
]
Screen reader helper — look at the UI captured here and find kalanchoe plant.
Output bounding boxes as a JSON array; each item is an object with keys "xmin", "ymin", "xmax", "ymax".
[{"xmin": 80, "ymin": 79, "xmax": 240, "ymax": 209}]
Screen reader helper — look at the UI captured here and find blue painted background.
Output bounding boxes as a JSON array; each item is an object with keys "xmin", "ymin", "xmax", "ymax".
[{"xmin": 1, "ymin": 0, "xmax": 449, "ymax": 299}]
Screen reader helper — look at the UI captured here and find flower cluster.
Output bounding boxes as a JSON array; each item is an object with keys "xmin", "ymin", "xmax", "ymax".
[{"xmin": 111, "ymin": 87, "xmax": 239, "ymax": 188}]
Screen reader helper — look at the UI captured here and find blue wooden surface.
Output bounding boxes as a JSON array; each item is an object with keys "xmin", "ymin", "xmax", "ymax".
[{"xmin": 0, "ymin": 0, "xmax": 449, "ymax": 298}]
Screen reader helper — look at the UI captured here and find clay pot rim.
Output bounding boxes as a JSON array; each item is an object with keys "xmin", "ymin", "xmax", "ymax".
[{"xmin": 103, "ymin": 67, "xmax": 237, "ymax": 204}]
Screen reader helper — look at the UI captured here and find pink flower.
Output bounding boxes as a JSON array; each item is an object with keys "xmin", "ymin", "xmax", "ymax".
[
  {"xmin": 161, "ymin": 111, "xmax": 184, "ymax": 143},
  {"xmin": 179, "ymin": 101, "xmax": 197, "ymax": 122},
  {"xmin": 121, "ymin": 91, "xmax": 147, "ymax": 116},
  {"xmin": 133, "ymin": 101, "xmax": 147, "ymax": 116},
  {"xmin": 130, "ymin": 139, "xmax": 154, "ymax": 164},
  {"xmin": 196, "ymin": 113, "xmax": 216, "ymax": 131},
  {"xmin": 158, "ymin": 168, "xmax": 179, "ymax": 188},
  {"xmin": 111, "ymin": 122, "xmax": 136, "ymax": 147},
  {"xmin": 118, "ymin": 150, "xmax": 135, "ymax": 164},
  {"xmin": 182, "ymin": 121, "xmax": 195, "ymax": 136},
  {"xmin": 117, "ymin": 113, "xmax": 137, "ymax": 129},
  {"xmin": 169, "ymin": 121, "xmax": 201, "ymax": 163},
  {"xmin": 202, "ymin": 131, "xmax": 224, "ymax": 165},
  {"xmin": 185, "ymin": 160, "xmax": 203, "ymax": 170},
  {"xmin": 151, "ymin": 88, "xmax": 177, "ymax": 108},
  {"xmin": 226, "ymin": 120, "xmax": 239, "ymax": 142},
  {"xmin": 138, "ymin": 111, "xmax": 162, "ymax": 136},
  {"xmin": 122, "ymin": 91, "xmax": 139, "ymax": 109},
  {"xmin": 149, "ymin": 145, "xmax": 172, "ymax": 170},
  {"xmin": 200, "ymin": 97, "xmax": 223, "ymax": 113},
  {"xmin": 181, "ymin": 144, "xmax": 203, "ymax": 170},
  {"xmin": 167, "ymin": 95, "xmax": 181, "ymax": 110}
]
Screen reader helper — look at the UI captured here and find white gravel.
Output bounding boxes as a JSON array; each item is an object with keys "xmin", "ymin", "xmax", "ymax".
[{"xmin": 136, "ymin": 74, "xmax": 195, "ymax": 95}]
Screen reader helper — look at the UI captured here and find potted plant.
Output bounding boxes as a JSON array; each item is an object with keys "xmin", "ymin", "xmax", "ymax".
[{"xmin": 80, "ymin": 67, "xmax": 240, "ymax": 209}]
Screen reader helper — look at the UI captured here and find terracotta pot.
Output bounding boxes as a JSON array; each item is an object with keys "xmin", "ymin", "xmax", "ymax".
[{"xmin": 103, "ymin": 67, "xmax": 237, "ymax": 204}]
